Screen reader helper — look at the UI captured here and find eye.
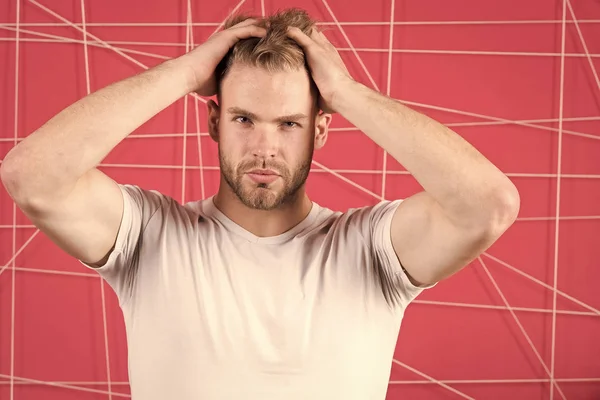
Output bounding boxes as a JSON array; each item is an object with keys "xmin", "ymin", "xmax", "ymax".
[
  {"xmin": 282, "ymin": 121, "xmax": 298, "ymax": 129},
  {"xmin": 234, "ymin": 116, "xmax": 252, "ymax": 124}
]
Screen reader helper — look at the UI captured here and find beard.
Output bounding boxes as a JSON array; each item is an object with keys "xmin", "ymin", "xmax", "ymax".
[{"xmin": 218, "ymin": 146, "xmax": 313, "ymax": 211}]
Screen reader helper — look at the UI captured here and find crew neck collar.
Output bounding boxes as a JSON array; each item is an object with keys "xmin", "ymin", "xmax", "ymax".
[{"xmin": 201, "ymin": 196, "xmax": 320, "ymax": 244}]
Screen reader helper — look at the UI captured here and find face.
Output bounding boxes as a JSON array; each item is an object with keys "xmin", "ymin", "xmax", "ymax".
[{"xmin": 208, "ymin": 64, "xmax": 330, "ymax": 210}]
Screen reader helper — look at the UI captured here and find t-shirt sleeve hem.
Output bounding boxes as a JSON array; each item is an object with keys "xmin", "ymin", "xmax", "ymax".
[
  {"xmin": 381, "ymin": 200, "xmax": 436, "ymax": 292},
  {"xmin": 78, "ymin": 184, "xmax": 132, "ymax": 272}
]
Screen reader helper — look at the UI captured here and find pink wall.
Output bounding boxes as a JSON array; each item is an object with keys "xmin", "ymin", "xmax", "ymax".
[{"xmin": 1, "ymin": 0, "xmax": 599, "ymax": 399}]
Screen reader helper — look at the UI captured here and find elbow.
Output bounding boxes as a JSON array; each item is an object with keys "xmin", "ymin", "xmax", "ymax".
[
  {"xmin": 1, "ymin": 156, "xmax": 33, "ymax": 210},
  {"xmin": 0, "ymin": 152, "xmax": 23, "ymax": 198},
  {"xmin": 484, "ymin": 183, "xmax": 521, "ymax": 237},
  {"xmin": 497, "ymin": 181, "xmax": 520, "ymax": 222},
  {"xmin": 1, "ymin": 152, "xmax": 49, "ymax": 211}
]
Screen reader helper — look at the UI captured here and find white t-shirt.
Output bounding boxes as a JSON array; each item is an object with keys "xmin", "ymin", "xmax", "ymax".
[{"xmin": 81, "ymin": 184, "xmax": 430, "ymax": 400}]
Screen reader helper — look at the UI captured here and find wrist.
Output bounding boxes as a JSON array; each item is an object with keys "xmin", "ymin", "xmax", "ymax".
[
  {"xmin": 164, "ymin": 55, "xmax": 202, "ymax": 94},
  {"xmin": 330, "ymin": 78, "xmax": 364, "ymax": 114}
]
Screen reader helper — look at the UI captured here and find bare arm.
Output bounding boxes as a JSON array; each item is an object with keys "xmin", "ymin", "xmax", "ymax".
[
  {"xmin": 336, "ymin": 82, "xmax": 520, "ymax": 285},
  {"xmin": 1, "ymin": 59, "xmax": 194, "ymax": 265},
  {"xmin": 0, "ymin": 20, "xmax": 266, "ymax": 266},
  {"xmin": 288, "ymin": 27, "xmax": 520, "ymax": 286}
]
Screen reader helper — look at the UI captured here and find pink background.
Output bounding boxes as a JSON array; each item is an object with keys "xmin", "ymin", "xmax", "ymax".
[{"xmin": 1, "ymin": 0, "xmax": 599, "ymax": 399}]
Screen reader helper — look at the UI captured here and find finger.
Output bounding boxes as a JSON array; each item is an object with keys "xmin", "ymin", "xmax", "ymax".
[
  {"xmin": 208, "ymin": 18, "xmax": 260, "ymax": 41},
  {"xmin": 286, "ymin": 26, "xmax": 317, "ymax": 50},
  {"xmin": 226, "ymin": 24, "xmax": 267, "ymax": 42},
  {"xmin": 310, "ymin": 27, "xmax": 322, "ymax": 42},
  {"xmin": 229, "ymin": 18, "xmax": 259, "ymax": 29},
  {"xmin": 205, "ymin": 24, "xmax": 265, "ymax": 56},
  {"xmin": 316, "ymin": 30, "xmax": 336, "ymax": 50}
]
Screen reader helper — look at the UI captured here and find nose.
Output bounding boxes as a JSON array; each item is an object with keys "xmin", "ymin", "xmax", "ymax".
[{"xmin": 250, "ymin": 125, "xmax": 279, "ymax": 158}]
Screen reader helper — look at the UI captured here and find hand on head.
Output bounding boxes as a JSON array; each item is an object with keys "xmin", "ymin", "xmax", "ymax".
[
  {"xmin": 180, "ymin": 18, "xmax": 267, "ymax": 97},
  {"xmin": 285, "ymin": 26, "xmax": 353, "ymax": 114},
  {"xmin": 178, "ymin": 9, "xmax": 354, "ymax": 114}
]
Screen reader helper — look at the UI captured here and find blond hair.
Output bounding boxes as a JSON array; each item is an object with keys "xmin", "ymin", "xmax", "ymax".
[{"xmin": 215, "ymin": 8, "xmax": 318, "ymax": 97}]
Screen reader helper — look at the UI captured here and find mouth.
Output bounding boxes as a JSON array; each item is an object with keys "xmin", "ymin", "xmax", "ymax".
[{"xmin": 245, "ymin": 169, "xmax": 280, "ymax": 184}]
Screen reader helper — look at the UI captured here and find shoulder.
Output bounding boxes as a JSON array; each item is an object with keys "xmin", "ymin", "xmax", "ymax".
[
  {"xmin": 308, "ymin": 199, "xmax": 404, "ymax": 241},
  {"xmin": 347, "ymin": 199, "xmax": 404, "ymax": 220},
  {"xmin": 118, "ymin": 183, "xmax": 204, "ymax": 227},
  {"xmin": 339, "ymin": 199, "xmax": 404, "ymax": 231},
  {"xmin": 314, "ymin": 199, "xmax": 403, "ymax": 220}
]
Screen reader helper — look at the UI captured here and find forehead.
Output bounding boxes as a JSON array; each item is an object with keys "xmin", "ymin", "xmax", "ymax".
[{"xmin": 220, "ymin": 63, "xmax": 314, "ymax": 113}]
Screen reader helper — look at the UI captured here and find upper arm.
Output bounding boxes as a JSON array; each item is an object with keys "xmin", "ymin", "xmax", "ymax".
[
  {"xmin": 347, "ymin": 200, "xmax": 434, "ymax": 308},
  {"xmin": 389, "ymin": 191, "xmax": 507, "ymax": 286},
  {"xmin": 14, "ymin": 168, "xmax": 125, "ymax": 267}
]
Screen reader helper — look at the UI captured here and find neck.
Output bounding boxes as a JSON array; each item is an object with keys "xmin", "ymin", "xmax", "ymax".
[{"xmin": 212, "ymin": 180, "xmax": 313, "ymax": 238}]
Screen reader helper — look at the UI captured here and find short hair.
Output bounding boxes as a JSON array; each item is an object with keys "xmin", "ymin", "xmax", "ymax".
[{"xmin": 215, "ymin": 8, "xmax": 319, "ymax": 103}]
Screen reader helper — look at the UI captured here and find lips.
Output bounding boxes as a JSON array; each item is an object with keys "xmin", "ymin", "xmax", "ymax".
[
  {"xmin": 247, "ymin": 169, "xmax": 279, "ymax": 176},
  {"xmin": 246, "ymin": 169, "xmax": 280, "ymax": 184}
]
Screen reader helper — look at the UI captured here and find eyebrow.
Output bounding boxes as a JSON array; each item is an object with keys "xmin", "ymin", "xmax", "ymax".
[{"xmin": 226, "ymin": 107, "xmax": 309, "ymax": 123}]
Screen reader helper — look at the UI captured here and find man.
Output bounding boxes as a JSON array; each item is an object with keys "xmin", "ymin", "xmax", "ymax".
[{"xmin": 1, "ymin": 9, "xmax": 519, "ymax": 400}]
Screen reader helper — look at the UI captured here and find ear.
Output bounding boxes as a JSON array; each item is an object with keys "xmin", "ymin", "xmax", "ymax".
[
  {"xmin": 314, "ymin": 112, "xmax": 332, "ymax": 150},
  {"xmin": 207, "ymin": 99, "xmax": 220, "ymax": 142}
]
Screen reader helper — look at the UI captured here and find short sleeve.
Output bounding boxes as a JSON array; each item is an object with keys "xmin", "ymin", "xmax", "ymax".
[
  {"xmin": 79, "ymin": 184, "xmax": 166, "ymax": 304},
  {"xmin": 354, "ymin": 200, "xmax": 434, "ymax": 308}
]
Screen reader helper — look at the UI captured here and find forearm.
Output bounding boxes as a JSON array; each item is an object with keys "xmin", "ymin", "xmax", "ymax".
[
  {"xmin": 1, "ymin": 57, "xmax": 194, "ymax": 200},
  {"xmin": 334, "ymin": 81, "xmax": 519, "ymax": 227}
]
